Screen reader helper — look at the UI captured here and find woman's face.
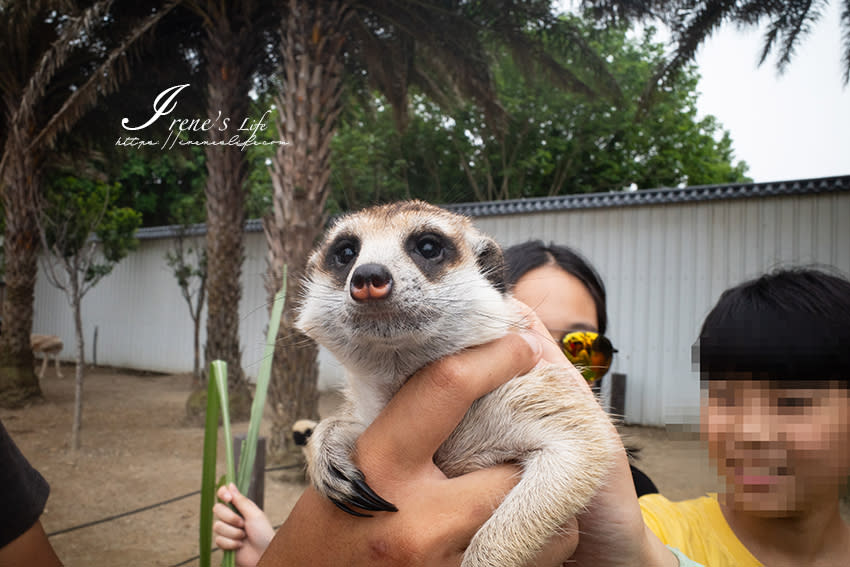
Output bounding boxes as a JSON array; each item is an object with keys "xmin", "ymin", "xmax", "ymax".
[
  {"xmin": 512, "ymin": 263, "xmax": 598, "ymax": 341},
  {"xmin": 704, "ymin": 379, "xmax": 850, "ymax": 516}
]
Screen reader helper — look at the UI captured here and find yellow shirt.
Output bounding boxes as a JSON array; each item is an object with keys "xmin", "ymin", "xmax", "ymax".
[{"xmin": 640, "ymin": 493, "xmax": 762, "ymax": 567}]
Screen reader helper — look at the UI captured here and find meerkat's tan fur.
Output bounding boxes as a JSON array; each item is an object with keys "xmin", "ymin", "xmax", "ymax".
[{"xmin": 297, "ymin": 201, "xmax": 620, "ymax": 567}]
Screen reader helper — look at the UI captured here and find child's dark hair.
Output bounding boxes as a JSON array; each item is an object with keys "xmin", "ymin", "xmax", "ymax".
[
  {"xmin": 695, "ymin": 268, "xmax": 850, "ymax": 383},
  {"xmin": 503, "ymin": 240, "xmax": 608, "ymax": 335}
]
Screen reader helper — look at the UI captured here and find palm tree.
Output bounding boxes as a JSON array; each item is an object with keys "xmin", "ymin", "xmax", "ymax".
[
  {"xmin": 0, "ymin": 0, "xmax": 177, "ymax": 407},
  {"xmin": 263, "ymin": 0, "xmax": 620, "ymax": 461},
  {"xmin": 582, "ymin": 0, "xmax": 850, "ymax": 93},
  {"xmin": 183, "ymin": 0, "xmax": 281, "ymax": 421}
]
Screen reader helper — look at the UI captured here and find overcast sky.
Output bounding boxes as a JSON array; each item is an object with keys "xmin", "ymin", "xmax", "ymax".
[{"xmin": 691, "ymin": 2, "xmax": 849, "ymax": 183}]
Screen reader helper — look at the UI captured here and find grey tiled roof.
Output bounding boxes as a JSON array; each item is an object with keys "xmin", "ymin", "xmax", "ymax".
[
  {"xmin": 136, "ymin": 174, "xmax": 850, "ymax": 239},
  {"xmin": 444, "ymin": 175, "xmax": 850, "ymax": 218},
  {"xmin": 135, "ymin": 221, "xmax": 209, "ymax": 241}
]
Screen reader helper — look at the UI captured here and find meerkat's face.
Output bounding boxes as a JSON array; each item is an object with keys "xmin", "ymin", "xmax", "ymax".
[{"xmin": 297, "ymin": 201, "xmax": 512, "ymax": 363}]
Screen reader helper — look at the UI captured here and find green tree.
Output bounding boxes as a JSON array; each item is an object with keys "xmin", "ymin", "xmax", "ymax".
[
  {"xmin": 447, "ymin": 18, "xmax": 750, "ymax": 196},
  {"xmin": 114, "ymin": 148, "xmax": 207, "ymax": 227},
  {"xmin": 326, "ymin": 17, "xmax": 749, "ymax": 208},
  {"xmin": 165, "ymin": 222, "xmax": 207, "ymax": 384},
  {"xmin": 37, "ymin": 175, "xmax": 141, "ymax": 449}
]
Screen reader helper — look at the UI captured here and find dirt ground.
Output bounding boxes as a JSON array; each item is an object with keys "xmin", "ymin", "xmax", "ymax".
[{"xmin": 0, "ymin": 365, "xmax": 836, "ymax": 567}]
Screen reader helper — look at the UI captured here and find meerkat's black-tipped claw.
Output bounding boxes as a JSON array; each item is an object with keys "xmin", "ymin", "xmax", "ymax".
[
  {"xmin": 327, "ymin": 464, "xmax": 398, "ymax": 514},
  {"xmin": 351, "ymin": 476, "xmax": 398, "ymax": 512},
  {"xmin": 331, "ymin": 498, "xmax": 373, "ymax": 517}
]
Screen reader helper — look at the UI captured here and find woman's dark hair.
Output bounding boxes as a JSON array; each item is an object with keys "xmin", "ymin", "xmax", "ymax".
[
  {"xmin": 695, "ymin": 268, "xmax": 850, "ymax": 383},
  {"xmin": 503, "ymin": 240, "xmax": 608, "ymax": 335}
]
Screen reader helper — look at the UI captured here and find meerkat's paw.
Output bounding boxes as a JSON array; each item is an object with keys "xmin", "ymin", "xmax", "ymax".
[{"xmin": 306, "ymin": 418, "xmax": 398, "ymax": 517}]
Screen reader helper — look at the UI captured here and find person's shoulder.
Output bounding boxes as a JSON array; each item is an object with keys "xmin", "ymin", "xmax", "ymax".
[
  {"xmin": 639, "ymin": 494, "xmax": 720, "ymax": 543},
  {"xmin": 640, "ymin": 493, "xmax": 760, "ymax": 567},
  {"xmin": 639, "ymin": 493, "xmax": 717, "ymax": 512}
]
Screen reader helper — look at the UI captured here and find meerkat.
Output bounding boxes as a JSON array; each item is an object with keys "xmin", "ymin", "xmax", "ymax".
[{"xmin": 296, "ymin": 200, "xmax": 620, "ymax": 567}]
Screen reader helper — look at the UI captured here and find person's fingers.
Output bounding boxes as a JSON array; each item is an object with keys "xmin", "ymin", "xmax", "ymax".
[
  {"xmin": 213, "ymin": 502, "xmax": 245, "ymax": 529},
  {"xmin": 434, "ymin": 464, "xmax": 521, "ymax": 547},
  {"xmin": 214, "ymin": 532, "xmax": 244, "ymax": 551},
  {"xmin": 511, "ymin": 300, "xmax": 569, "ymax": 365},
  {"xmin": 357, "ymin": 330, "xmax": 543, "ymax": 474},
  {"xmin": 213, "ymin": 519, "xmax": 247, "ymax": 542},
  {"xmin": 216, "ymin": 484, "xmax": 233, "ymax": 503},
  {"xmin": 213, "ymin": 520, "xmax": 247, "ymax": 541}
]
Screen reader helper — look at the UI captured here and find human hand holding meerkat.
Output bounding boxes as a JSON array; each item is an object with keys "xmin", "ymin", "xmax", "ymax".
[
  {"xmin": 259, "ymin": 308, "xmax": 582, "ymax": 567},
  {"xmin": 259, "ymin": 304, "xmax": 675, "ymax": 567},
  {"xmin": 257, "ymin": 201, "xmax": 677, "ymax": 567}
]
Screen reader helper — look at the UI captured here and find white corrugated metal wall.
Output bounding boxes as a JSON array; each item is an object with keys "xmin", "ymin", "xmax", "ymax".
[
  {"xmin": 473, "ymin": 192, "xmax": 850, "ymax": 425},
  {"xmin": 33, "ymin": 190, "xmax": 850, "ymax": 425},
  {"xmin": 33, "ymin": 230, "xmax": 348, "ymax": 388}
]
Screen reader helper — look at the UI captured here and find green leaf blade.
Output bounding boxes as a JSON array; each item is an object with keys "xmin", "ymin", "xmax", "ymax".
[
  {"xmin": 199, "ymin": 365, "xmax": 221, "ymax": 567},
  {"xmin": 237, "ymin": 269, "xmax": 287, "ymax": 493}
]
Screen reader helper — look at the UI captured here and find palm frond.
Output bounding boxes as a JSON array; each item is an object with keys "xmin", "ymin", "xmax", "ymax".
[
  {"xmin": 733, "ymin": 0, "xmax": 786, "ymax": 26},
  {"xmin": 580, "ymin": 0, "xmax": 671, "ymax": 23},
  {"xmin": 28, "ymin": 0, "xmax": 181, "ymax": 153},
  {"xmin": 355, "ymin": 1, "xmax": 504, "ymax": 128},
  {"xmin": 639, "ymin": 0, "xmax": 735, "ymax": 110},
  {"xmin": 16, "ymin": 0, "xmax": 114, "ymax": 130},
  {"xmin": 348, "ymin": 13, "xmax": 413, "ymax": 129},
  {"xmin": 585, "ymin": 0, "xmax": 850, "ymax": 94},
  {"xmin": 503, "ymin": 16, "xmax": 623, "ymax": 102},
  {"xmin": 768, "ymin": 0, "xmax": 823, "ymax": 73}
]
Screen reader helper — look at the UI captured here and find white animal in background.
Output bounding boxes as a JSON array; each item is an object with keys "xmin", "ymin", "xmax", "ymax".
[
  {"xmin": 296, "ymin": 200, "xmax": 620, "ymax": 567},
  {"xmin": 31, "ymin": 334, "xmax": 64, "ymax": 379}
]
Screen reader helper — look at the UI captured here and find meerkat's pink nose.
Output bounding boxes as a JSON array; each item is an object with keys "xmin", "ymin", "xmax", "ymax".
[{"xmin": 350, "ymin": 263, "xmax": 393, "ymax": 301}]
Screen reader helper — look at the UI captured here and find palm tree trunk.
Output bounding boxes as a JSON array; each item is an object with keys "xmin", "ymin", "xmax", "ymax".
[
  {"xmin": 0, "ymin": 132, "xmax": 43, "ymax": 407},
  {"xmin": 195, "ymin": 10, "xmax": 254, "ymax": 421},
  {"xmin": 264, "ymin": 0, "xmax": 351, "ymax": 463}
]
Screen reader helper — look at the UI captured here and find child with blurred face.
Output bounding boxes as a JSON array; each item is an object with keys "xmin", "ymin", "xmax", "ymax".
[{"xmin": 641, "ymin": 269, "xmax": 850, "ymax": 566}]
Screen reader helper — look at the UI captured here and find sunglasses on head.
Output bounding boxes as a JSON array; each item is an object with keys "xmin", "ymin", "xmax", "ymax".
[{"xmin": 560, "ymin": 331, "xmax": 617, "ymax": 384}]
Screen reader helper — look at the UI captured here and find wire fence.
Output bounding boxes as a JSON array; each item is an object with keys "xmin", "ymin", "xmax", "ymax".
[
  {"xmin": 46, "ymin": 490, "xmax": 201, "ymax": 538},
  {"xmin": 46, "ymin": 464, "xmax": 300, "ymax": 566},
  {"xmin": 168, "ymin": 521, "xmax": 285, "ymax": 567}
]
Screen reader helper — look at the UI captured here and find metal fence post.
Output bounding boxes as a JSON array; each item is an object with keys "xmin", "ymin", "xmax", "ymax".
[
  {"xmin": 610, "ymin": 372, "xmax": 626, "ymax": 424},
  {"xmin": 233, "ymin": 434, "xmax": 266, "ymax": 510}
]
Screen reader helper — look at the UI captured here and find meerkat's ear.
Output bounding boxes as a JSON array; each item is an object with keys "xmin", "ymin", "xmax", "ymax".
[{"xmin": 473, "ymin": 235, "xmax": 507, "ymax": 294}]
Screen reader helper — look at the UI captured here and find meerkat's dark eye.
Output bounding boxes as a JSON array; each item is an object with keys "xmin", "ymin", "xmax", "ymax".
[
  {"xmin": 331, "ymin": 240, "xmax": 358, "ymax": 266},
  {"xmin": 415, "ymin": 234, "xmax": 444, "ymax": 261}
]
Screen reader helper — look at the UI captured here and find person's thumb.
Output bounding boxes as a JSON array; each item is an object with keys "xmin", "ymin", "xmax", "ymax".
[{"xmin": 228, "ymin": 483, "xmax": 263, "ymax": 519}]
